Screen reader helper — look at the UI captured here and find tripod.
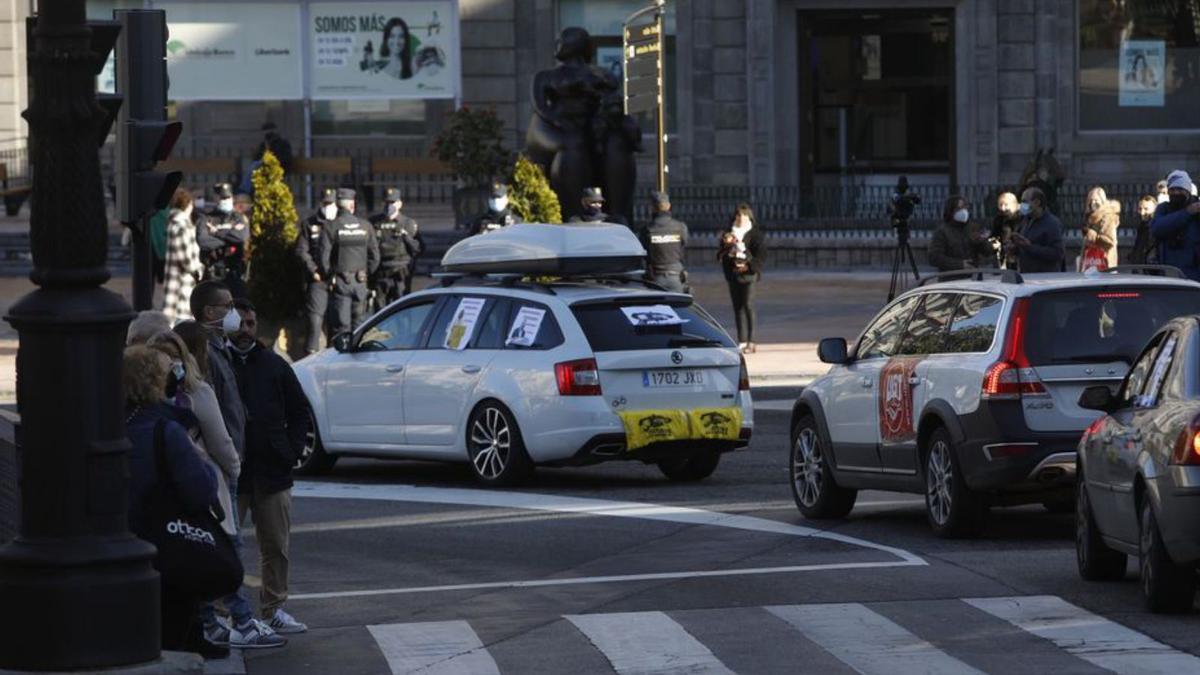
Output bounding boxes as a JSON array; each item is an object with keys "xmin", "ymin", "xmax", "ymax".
[{"xmin": 888, "ymin": 219, "xmax": 921, "ymax": 301}]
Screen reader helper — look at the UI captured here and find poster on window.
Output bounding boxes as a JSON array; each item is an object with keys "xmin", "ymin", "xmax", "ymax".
[
  {"xmin": 1118, "ymin": 40, "xmax": 1165, "ymax": 107},
  {"xmin": 158, "ymin": 2, "xmax": 304, "ymax": 100},
  {"xmin": 308, "ymin": 1, "xmax": 460, "ymax": 100}
]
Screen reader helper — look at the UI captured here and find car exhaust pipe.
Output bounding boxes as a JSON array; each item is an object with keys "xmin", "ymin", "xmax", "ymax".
[{"xmin": 1037, "ymin": 466, "xmax": 1066, "ymax": 484}]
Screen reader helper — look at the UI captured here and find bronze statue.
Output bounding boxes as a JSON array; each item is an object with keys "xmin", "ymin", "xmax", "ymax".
[{"xmin": 526, "ymin": 28, "xmax": 641, "ymax": 225}]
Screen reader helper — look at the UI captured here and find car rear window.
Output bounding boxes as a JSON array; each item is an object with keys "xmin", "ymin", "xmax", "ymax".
[
  {"xmin": 571, "ymin": 300, "xmax": 736, "ymax": 352},
  {"xmin": 1025, "ymin": 288, "xmax": 1200, "ymax": 365}
]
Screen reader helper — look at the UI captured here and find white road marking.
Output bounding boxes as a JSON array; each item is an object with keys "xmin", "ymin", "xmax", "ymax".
[
  {"xmin": 768, "ymin": 603, "xmax": 984, "ymax": 675},
  {"xmin": 368, "ymin": 621, "xmax": 500, "ymax": 675},
  {"xmin": 566, "ymin": 611, "xmax": 734, "ymax": 675},
  {"xmin": 965, "ymin": 595, "xmax": 1200, "ymax": 674}
]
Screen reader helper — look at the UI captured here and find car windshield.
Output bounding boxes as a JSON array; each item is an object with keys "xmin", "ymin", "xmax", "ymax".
[
  {"xmin": 1025, "ymin": 287, "xmax": 1200, "ymax": 365},
  {"xmin": 571, "ymin": 300, "xmax": 736, "ymax": 352}
]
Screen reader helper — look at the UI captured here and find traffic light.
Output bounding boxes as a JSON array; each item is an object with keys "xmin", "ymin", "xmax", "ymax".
[{"xmin": 114, "ymin": 9, "xmax": 181, "ymax": 226}]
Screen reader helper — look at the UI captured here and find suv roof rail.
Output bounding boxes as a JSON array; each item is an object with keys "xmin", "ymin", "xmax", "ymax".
[
  {"xmin": 1101, "ymin": 265, "xmax": 1186, "ymax": 279},
  {"xmin": 431, "ymin": 272, "xmax": 558, "ymax": 295},
  {"xmin": 916, "ymin": 269, "xmax": 1024, "ymax": 288}
]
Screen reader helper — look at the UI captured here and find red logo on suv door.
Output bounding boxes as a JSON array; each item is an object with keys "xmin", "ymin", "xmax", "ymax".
[{"xmin": 879, "ymin": 357, "xmax": 922, "ymax": 443}]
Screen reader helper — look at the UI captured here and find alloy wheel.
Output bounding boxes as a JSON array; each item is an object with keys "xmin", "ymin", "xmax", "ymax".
[
  {"xmin": 470, "ymin": 407, "xmax": 511, "ymax": 480},
  {"xmin": 794, "ymin": 428, "xmax": 824, "ymax": 508},
  {"xmin": 295, "ymin": 410, "xmax": 317, "ymax": 470},
  {"xmin": 926, "ymin": 440, "xmax": 953, "ymax": 526}
]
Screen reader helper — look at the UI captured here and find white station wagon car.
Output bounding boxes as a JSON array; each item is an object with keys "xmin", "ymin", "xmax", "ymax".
[{"xmin": 293, "ymin": 223, "xmax": 753, "ymax": 485}]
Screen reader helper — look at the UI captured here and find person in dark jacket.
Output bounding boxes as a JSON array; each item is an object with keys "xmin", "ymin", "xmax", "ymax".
[
  {"xmin": 929, "ymin": 195, "xmax": 991, "ymax": 272},
  {"xmin": 1130, "ymin": 194, "xmax": 1159, "ymax": 265},
  {"xmin": 123, "ymin": 345, "xmax": 224, "ymax": 658},
  {"xmin": 1010, "ymin": 186, "xmax": 1065, "ymax": 273},
  {"xmin": 369, "ymin": 187, "xmax": 423, "ymax": 311},
  {"xmin": 568, "ymin": 186, "xmax": 624, "ymax": 224},
  {"xmin": 296, "ymin": 188, "xmax": 338, "ymax": 355},
  {"xmin": 321, "ymin": 188, "xmax": 380, "ymax": 335},
  {"xmin": 229, "ymin": 298, "xmax": 311, "ymax": 636},
  {"xmin": 717, "ymin": 202, "xmax": 767, "ymax": 354},
  {"xmin": 990, "ymin": 191, "xmax": 1021, "ymax": 269},
  {"xmin": 638, "ymin": 191, "xmax": 689, "ymax": 292},
  {"xmin": 1151, "ymin": 170, "xmax": 1200, "ymax": 281},
  {"xmin": 466, "ymin": 183, "xmax": 523, "ymax": 235},
  {"xmin": 196, "ymin": 183, "xmax": 250, "ymax": 298}
]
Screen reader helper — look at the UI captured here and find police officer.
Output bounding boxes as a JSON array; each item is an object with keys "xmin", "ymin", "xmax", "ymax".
[
  {"xmin": 197, "ymin": 182, "xmax": 250, "ymax": 297},
  {"xmin": 370, "ymin": 187, "xmax": 423, "ymax": 311},
  {"xmin": 467, "ymin": 183, "xmax": 522, "ymax": 235},
  {"xmin": 639, "ymin": 191, "xmax": 689, "ymax": 293},
  {"xmin": 295, "ymin": 188, "xmax": 338, "ymax": 355},
  {"xmin": 568, "ymin": 187, "xmax": 614, "ymax": 224},
  {"xmin": 321, "ymin": 188, "xmax": 379, "ymax": 335}
]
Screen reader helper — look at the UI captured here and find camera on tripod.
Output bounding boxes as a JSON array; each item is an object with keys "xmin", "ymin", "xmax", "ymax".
[{"xmin": 888, "ymin": 175, "xmax": 922, "ymax": 229}]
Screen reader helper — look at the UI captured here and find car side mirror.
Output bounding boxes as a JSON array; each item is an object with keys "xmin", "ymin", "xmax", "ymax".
[
  {"xmin": 818, "ymin": 337, "xmax": 849, "ymax": 365},
  {"xmin": 1078, "ymin": 385, "xmax": 1116, "ymax": 413},
  {"xmin": 332, "ymin": 332, "xmax": 353, "ymax": 353}
]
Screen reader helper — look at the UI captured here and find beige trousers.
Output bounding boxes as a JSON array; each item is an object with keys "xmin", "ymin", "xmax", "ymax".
[{"xmin": 238, "ymin": 488, "xmax": 291, "ymax": 617}]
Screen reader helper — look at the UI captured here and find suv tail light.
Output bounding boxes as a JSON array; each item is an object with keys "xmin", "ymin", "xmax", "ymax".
[
  {"xmin": 738, "ymin": 355, "xmax": 750, "ymax": 391},
  {"xmin": 556, "ymin": 358, "xmax": 602, "ymax": 396},
  {"xmin": 982, "ymin": 298, "xmax": 1048, "ymax": 400},
  {"xmin": 1172, "ymin": 415, "xmax": 1200, "ymax": 465}
]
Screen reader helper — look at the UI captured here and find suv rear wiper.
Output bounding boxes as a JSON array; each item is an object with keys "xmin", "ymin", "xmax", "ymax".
[
  {"xmin": 668, "ymin": 334, "xmax": 725, "ymax": 348},
  {"xmin": 1055, "ymin": 354, "xmax": 1132, "ymax": 365}
]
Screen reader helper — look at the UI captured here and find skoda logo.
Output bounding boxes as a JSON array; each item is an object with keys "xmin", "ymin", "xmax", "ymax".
[{"xmin": 671, "ymin": 351, "xmax": 684, "ymax": 365}]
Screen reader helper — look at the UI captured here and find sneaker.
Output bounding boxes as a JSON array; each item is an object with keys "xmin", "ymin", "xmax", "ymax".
[
  {"xmin": 230, "ymin": 619, "xmax": 287, "ymax": 649},
  {"xmin": 203, "ymin": 617, "xmax": 232, "ymax": 647},
  {"xmin": 185, "ymin": 629, "xmax": 231, "ymax": 660},
  {"xmin": 267, "ymin": 608, "xmax": 308, "ymax": 635}
]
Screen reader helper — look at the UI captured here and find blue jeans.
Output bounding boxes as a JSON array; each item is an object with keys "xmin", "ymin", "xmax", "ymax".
[{"xmin": 202, "ymin": 479, "xmax": 254, "ymax": 627}]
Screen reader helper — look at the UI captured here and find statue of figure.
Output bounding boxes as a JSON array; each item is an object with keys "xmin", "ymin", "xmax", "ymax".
[
  {"xmin": 1020, "ymin": 148, "xmax": 1067, "ymax": 216},
  {"xmin": 526, "ymin": 28, "xmax": 640, "ymax": 224}
]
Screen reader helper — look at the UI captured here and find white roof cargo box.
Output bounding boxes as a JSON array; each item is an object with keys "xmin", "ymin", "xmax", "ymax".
[{"xmin": 440, "ymin": 222, "xmax": 647, "ymax": 276}]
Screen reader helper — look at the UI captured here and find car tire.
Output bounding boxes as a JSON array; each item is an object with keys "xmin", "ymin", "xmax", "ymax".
[
  {"xmin": 466, "ymin": 401, "xmax": 534, "ymax": 487},
  {"xmin": 790, "ymin": 415, "xmax": 857, "ymax": 519},
  {"xmin": 294, "ymin": 407, "xmax": 337, "ymax": 476},
  {"xmin": 1140, "ymin": 499, "xmax": 1196, "ymax": 613},
  {"xmin": 924, "ymin": 427, "xmax": 986, "ymax": 538},
  {"xmin": 1076, "ymin": 473, "xmax": 1126, "ymax": 581},
  {"xmin": 658, "ymin": 450, "xmax": 721, "ymax": 482}
]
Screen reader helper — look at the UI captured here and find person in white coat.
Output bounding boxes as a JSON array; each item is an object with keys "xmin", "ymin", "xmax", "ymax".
[{"xmin": 162, "ymin": 188, "xmax": 205, "ymax": 324}]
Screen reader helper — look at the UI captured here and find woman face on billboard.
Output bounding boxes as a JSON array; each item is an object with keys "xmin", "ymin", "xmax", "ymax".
[{"xmin": 380, "ymin": 17, "xmax": 413, "ymax": 79}]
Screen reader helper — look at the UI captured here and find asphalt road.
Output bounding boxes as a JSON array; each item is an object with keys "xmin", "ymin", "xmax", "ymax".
[{"xmin": 216, "ymin": 385, "xmax": 1200, "ymax": 675}]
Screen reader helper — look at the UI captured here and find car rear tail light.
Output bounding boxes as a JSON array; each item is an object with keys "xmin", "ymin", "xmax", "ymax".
[
  {"xmin": 1171, "ymin": 415, "xmax": 1200, "ymax": 465},
  {"xmin": 738, "ymin": 355, "xmax": 750, "ymax": 391},
  {"xmin": 556, "ymin": 358, "xmax": 602, "ymax": 396},
  {"xmin": 1096, "ymin": 292, "xmax": 1140, "ymax": 299},
  {"xmin": 982, "ymin": 298, "xmax": 1048, "ymax": 400}
]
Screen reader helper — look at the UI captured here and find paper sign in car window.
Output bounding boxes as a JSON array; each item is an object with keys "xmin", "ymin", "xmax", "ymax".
[
  {"xmin": 443, "ymin": 297, "xmax": 487, "ymax": 351},
  {"xmin": 506, "ymin": 307, "xmax": 546, "ymax": 347},
  {"xmin": 621, "ymin": 305, "xmax": 687, "ymax": 327}
]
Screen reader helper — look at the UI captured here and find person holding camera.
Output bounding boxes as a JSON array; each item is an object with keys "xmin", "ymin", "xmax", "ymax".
[
  {"xmin": 1151, "ymin": 170, "xmax": 1200, "ymax": 282},
  {"xmin": 1009, "ymin": 186, "xmax": 1065, "ymax": 273},
  {"xmin": 717, "ymin": 203, "xmax": 766, "ymax": 354},
  {"xmin": 928, "ymin": 196, "xmax": 992, "ymax": 272}
]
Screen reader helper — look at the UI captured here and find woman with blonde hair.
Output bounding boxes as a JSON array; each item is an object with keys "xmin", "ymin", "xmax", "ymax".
[{"xmin": 1081, "ymin": 186, "xmax": 1119, "ymax": 271}]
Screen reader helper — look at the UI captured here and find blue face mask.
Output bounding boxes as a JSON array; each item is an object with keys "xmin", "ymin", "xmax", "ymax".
[{"xmin": 1019, "ymin": 202, "xmax": 1032, "ymax": 217}]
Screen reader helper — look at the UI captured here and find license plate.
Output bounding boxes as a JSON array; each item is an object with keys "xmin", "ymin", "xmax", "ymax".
[{"xmin": 643, "ymin": 369, "xmax": 705, "ymax": 387}]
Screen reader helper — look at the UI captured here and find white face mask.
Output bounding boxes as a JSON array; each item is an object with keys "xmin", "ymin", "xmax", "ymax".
[
  {"xmin": 386, "ymin": 202, "xmax": 401, "ymax": 218},
  {"xmin": 322, "ymin": 204, "xmax": 338, "ymax": 220},
  {"xmin": 217, "ymin": 198, "xmax": 234, "ymax": 214},
  {"xmin": 489, "ymin": 197, "xmax": 508, "ymax": 212},
  {"xmin": 1019, "ymin": 202, "xmax": 1032, "ymax": 217},
  {"xmin": 953, "ymin": 209, "xmax": 970, "ymax": 224},
  {"xmin": 220, "ymin": 309, "xmax": 241, "ymax": 335}
]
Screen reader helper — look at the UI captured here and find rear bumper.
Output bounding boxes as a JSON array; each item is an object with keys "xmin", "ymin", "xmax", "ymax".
[
  {"xmin": 546, "ymin": 428, "xmax": 753, "ymax": 467},
  {"xmin": 1157, "ymin": 467, "xmax": 1200, "ymax": 564},
  {"xmin": 954, "ymin": 400, "xmax": 1081, "ymax": 494}
]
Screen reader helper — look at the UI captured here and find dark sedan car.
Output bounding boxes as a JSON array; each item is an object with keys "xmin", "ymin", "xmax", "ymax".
[{"xmin": 1076, "ymin": 316, "xmax": 1200, "ymax": 612}]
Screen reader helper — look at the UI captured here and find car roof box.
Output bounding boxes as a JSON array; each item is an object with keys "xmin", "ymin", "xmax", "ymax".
[{"xmin": 440, "ymin": 222, "xmax": 647, "ymax": 276}]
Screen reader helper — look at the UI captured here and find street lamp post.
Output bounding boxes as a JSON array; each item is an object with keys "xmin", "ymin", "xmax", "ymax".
[{"xmin": 0, "ymin": 0, "xmax": 161, "ymax": 670}]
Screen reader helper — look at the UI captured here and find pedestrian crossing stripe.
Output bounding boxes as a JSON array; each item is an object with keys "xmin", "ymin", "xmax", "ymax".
[{"xmin": 363, "ymin": 596, "xmax": 1200, "ymax": 674}]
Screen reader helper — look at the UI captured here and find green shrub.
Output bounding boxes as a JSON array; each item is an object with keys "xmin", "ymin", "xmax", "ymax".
[
  {"xmin": 509, "ymin": 155, "xmax": 562, "ymax": 224},
  {"xmin": 431, "ymin": 106, "xmax": 511, "ymax": 187},
  {"xmin": 247, "ymin": 151, "xmax": 303, "ymax": 321}
]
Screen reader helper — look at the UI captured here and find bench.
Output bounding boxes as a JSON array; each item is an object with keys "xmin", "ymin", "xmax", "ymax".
[
  {"xmin": 0, "ymin": 164, "xmax": 31, "ymax": 216},
  {"xmin": 362, "ymin": 157, "xmax": 454, "ymax": 211}
]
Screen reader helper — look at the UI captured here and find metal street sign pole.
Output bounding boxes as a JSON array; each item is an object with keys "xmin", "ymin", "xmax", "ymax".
[
  {"xmin": 654, "ymin": 0, "xmax": 666, "ymax": 194},
  {"xmin": 624, "ymin": 0, "xmax": 668, "ymax": 194}
]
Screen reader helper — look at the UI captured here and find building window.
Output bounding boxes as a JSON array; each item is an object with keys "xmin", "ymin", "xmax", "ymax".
[
  {"xmin": 311, "ymin": 99, "xmax": 444, "ymax": 136},
  {"xmin": 558, "ymin": 0, "xmax": 677, "ymax": 133},
  {"xmin": 1079, "ymin": 0, "xmax": 1200, "ymax": 131}
]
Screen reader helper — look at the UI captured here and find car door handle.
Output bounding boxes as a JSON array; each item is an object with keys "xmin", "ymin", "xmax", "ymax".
[
  {"xmin": 385, "ymin": 365, "xmax": 404, "ymax": 373},
  {"xmin": 462, "ymin": 365, "xmax": 482, "ymax": 374},
  {"xmin": 860, "ymin": 378, "xmax": 873, "ymax": 388}
]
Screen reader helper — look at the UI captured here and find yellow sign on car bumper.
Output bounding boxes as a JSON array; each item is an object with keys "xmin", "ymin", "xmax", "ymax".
[{"xmin": 618, "ymin": 407, "xmax": 744, "ymax": 451}]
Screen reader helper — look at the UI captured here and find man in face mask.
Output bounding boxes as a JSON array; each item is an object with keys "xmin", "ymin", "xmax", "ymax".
[
  {"xmin": 228, "ymin": 298, "xmax": 311, "ymax": 638},
  {"xmin": 989, "ymin": 191, "xmax": 1021, "ymax": 269},
  {"xmin": 320, "ymin": 188, "xmax": 380, "ymax": 335},
  {"xmin": 1009, "ymin": 186, "xmax": 1065, "ymax": 273},
  {"xmin": 568, "ymin": 187, "xmax": 612, "ymax": 224},
  {"xmin": 467, "ymin": 183, "xmax": 522, "ymax": 235},
  {"xmin": 197, "ymin": 182, "xmax": 250, "ymax": 298},
  {"xmin": 928, "ymin": 195, "xmax": 991, "ymax": 272},
  {"xmin": 295, "ymin": 189, "xmax": 338, "ymax": 355},
  {"xmin": 188, "ymin": 280, "xmax": 246, "ymax": 462},
  {"xmin": 1130, "ymin": 194, "xmax": 1159, "ymax": 265},
  {"xmin": 638, "ymin": 191, "xmax": 690, "ymax": 292},
  {"xmin": 1151, "ymin": 169, "xmax": 1200, "ymax": 281},
  {"xmin": 369, "ymin": 187, "xmax": 423, "ymax": 312}
]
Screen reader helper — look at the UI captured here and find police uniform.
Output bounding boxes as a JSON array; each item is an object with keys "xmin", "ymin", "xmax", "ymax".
[
  {"xmin": 321, "ymin": 188, "xmax": 379, "ymax": 335},
  {"xmin": 467, "ymin": 183, "xmax": 523, "ymax": 235},
  {"xmin": 197, "ymin": 182, "xmax": 250, "ymax": 297},
  {"xmin": 369, "ymin": 187, "xmax": 423, "ymax": 311},
  {"xmin": 296, "ymin": 188, "xmax": 337, "ymax": 354},
  {"xmin": 568, "ymin": 186, "xmax": 614, "ymax": 224},
  {"xmin": 639, "ymin": 192, "xmax": 689, "ymax": 293}
]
